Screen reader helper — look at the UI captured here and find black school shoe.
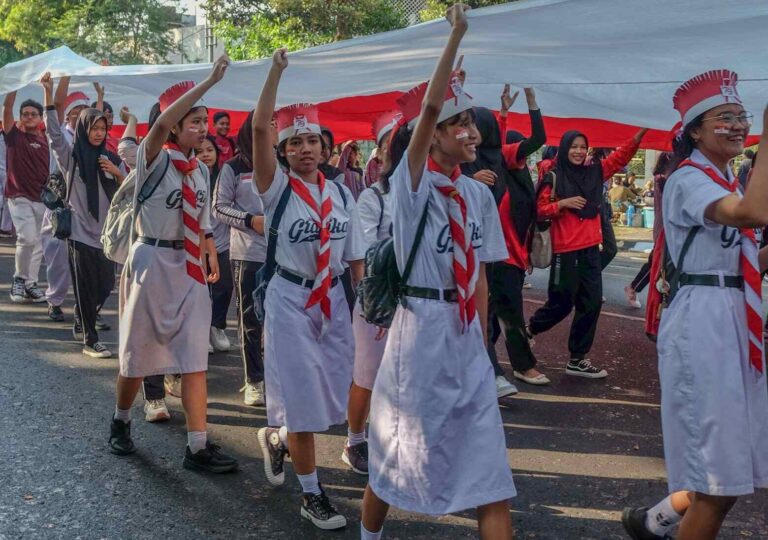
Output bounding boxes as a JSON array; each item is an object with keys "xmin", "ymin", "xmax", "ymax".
[
  {"xmin": 621, "ymin": 507, "xmax": 671, "ymax": 540},
  {"xmin": 109, "ymin": 418, "xmax": 136, "ymax": 455},
  {"xmin": 300, "ymin": 484, "xmax": 347, "ymax": 530},
  {"xmin": 183, "ymin": 441, "xmax": 238, "ymax": 474}
]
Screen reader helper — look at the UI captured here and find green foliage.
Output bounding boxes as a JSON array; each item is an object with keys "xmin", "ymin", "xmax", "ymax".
[
  {"xmin": 420, "ymin": 0, "xmax": 513, "ymax": 22},
  {"xmin": 0, "ymin": 0, "xmax": 182, "ymax": 65},
  {"xmin": 207, "ymin": 0, "xmax": 407, "ymax": 61}
]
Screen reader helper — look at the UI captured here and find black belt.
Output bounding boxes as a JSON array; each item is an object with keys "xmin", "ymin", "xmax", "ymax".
[
  {"xmin": 402, "ymin": 285, "xmax": 459, "ymax": 303},
  {"xmin": 137, "ymin": 236, "xmax": 185, "ymax": 250},
  {"xmin": 276, "ymin": 266, "xmax": 338, "ymax": 289},
  {"xmin": 679, "ymin": 273, "xmax": 744, "ymax": 289}
]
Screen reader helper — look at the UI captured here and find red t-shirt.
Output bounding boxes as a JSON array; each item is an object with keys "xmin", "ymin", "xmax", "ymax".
[
  {"xmin": 214, "ymin": 134, "xmax": 237, "ymax": 168},
  {"xmin": 4, "ymin": 124, "xmax": 50, "ymax": 202}
]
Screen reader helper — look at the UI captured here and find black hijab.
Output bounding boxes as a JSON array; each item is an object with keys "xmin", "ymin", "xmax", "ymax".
[
  {"xmin": 236, "ymin": 110, "xmax": 255, "ymax": 171},
  {"xmin": 461, "ymin": 107, "xmax": 536, "ymax": 243},
  {"xmin": 551, "ymin": 130, "xmax": 603, "ymax": 219},
  {"xmin": 72, "ymin": 108, "xmax": 120, "ymax": 220}
]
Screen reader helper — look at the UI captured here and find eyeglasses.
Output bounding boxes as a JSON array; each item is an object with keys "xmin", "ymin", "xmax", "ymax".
[
  {"xmin": 21, "ymin": 112, "xmax": 40, "ymax": 118},
  {"xmin": 701, "ymin": 112, "xmax": 754, "ymax": 128}
]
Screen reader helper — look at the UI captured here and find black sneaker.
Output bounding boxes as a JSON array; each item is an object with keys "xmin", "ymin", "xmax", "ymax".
[
  {"xmin": 341, "ymin": 439, "xmax": 368, "ymax": 475},
  {"xmin": 9, "ymin": 277, "xmax": 27, "ymax": 303},
  {"xmin": 257, "ymin": 427, "xmax": 288, "ymax": 486},
  {"xmin": 182, "ymin": 441, "xmax": 238, "ymax": 474},
  {"xmin": 95, "ymin": 314, "xmax": 111, "ymax": 331},
  {"xmin": 565, "ymin": 358, "xmax": 607, "ymax": 379},
  {"xmin": 48, "ymin": 304, "xmax": 65, "ymax": 322},
  {"xmin": 300, "ymin": 484, "xmax": 347, "ymax": 530},
  {"xmin": 83, "ymin": 342, "xmax": 112, "ymax": 359},
  {"xmin": 621, "ymin": 507, "xmax": 671, "ymax": 540},
  {"xmin": 24, "ymin": 282, "xmax": 46, "ymax": 303},
  {"xmin": 109, "ymin": 418, "xmax": 136, "ymax": 455},
  {"xmin": 73, "ymin": 315, "xmax": 83, "ymax": 341}
]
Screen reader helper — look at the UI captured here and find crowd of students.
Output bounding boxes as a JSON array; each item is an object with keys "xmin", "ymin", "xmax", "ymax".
[{"xmin": 1, "ymin": 3, "xmax": 767, "ymax": 539}]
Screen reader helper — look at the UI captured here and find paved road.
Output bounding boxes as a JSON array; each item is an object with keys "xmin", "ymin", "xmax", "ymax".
[{"xmin": 0, "ymin": 239, "xmax": 766, "ymax": 539}]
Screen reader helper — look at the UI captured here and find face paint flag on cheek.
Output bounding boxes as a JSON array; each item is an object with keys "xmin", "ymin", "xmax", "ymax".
[{"xmin": 455, "ymin": 128, "xmax": 470, "ymax": 140}]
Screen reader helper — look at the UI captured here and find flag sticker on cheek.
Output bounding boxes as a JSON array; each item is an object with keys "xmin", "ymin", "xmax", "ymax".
[
  {"xmin": 455, "ymin": 128, "xmax": 470, "ymax": 140},
  {"xmin": 713, "ymin": 124, "xmax": 731, "ymax": 135},
  {"xmin": 287, "ymin": 151, "xmax": 297, "ymax": 156}
]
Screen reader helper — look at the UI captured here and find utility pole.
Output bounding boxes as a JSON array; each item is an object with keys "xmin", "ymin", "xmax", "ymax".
[{"xmin": 205, "ymin": 24, "xmax": 217, "ymax": 63}]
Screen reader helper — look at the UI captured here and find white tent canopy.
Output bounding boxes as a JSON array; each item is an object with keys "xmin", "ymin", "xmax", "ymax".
[{"xmin": 2, "ymin": 0, "xmax": 766, "ymax": 131}]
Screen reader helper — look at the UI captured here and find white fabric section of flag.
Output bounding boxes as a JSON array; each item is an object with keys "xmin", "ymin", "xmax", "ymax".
[{"xmin": 2, "ymin": 0, "xmax": 767, "ymax": 132}]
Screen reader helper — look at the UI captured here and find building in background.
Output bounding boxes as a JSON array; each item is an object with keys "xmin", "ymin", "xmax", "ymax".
[{"xmin": 166, "ymin": 1, "xmax": 225, "ymax": 64}]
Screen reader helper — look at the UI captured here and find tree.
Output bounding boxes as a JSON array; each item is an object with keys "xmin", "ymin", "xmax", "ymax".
[
  {"xmin": 0, "ymin": 0, "xmax": 183, "ymax": 64},
  {"xmin": 205, "ymin": 0, "xmax": 407, "ymax": 61},
  {"xmin": 419, "ymin": 0, "xmax": 513, "ymax": 22}
]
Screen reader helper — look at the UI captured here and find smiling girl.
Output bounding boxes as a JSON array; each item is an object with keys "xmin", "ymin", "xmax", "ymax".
[{"xmin": 252, "ymin": 50, "xmax": 365, "ymax": 530}]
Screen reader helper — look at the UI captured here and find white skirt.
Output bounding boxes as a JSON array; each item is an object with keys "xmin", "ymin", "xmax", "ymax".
[
  {"xmin": 658, "ymin": 286, "xmax": 768, "ymax": 496},
  {"xmin": 119, "ymin": 242, "xmax": 210, "ymax": 377},
  {"xmin": 368, "ymin": 297, "xmax": 516, "ymax": 515},
  {"xmin": 352, "ymin": 300, "xmax": 387, "ymax": 390},
  {"xmin": 263, "ymin": 274, "xmax": 353, "ymax": 433}
]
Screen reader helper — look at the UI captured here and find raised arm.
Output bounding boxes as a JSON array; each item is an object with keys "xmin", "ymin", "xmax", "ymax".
[
  {"xmin": 40, "ymin": 73, "xmax": 73, "ymax": 174},
  {"xmin": 93, "ymin": 83, "xmax": 105, "ymax": 111},
  {"xmin": 116, "ymin": 106, "xmax": 139, "ymax": 168},
  {"xmin": 53, "ymin": 76, "xmax": 70, "ymax": 124},
  {"xmin": 2, "ymin": 91, "xmax": 15, "ymax": 132},
  {"xmin": 252, "ymin": 49, "xmax": 287, "ymax": 194},
  {"xmin": 143, "ymin": 55, "xmax": 230, "ymax": 165},
  {"xmin": 708, "ymin": 106, "xmax": 768, "ymax": 228},
  {"xmin": 516, "ymin": 88, "xmax": 546, "ymax": 158},
  {"xmin": 407, "ymin": 4, "xmax": 469, "ymax": 191},
  {"xmin": 601, "ymin": 129, "xmax": 647, "ymax": 179}
]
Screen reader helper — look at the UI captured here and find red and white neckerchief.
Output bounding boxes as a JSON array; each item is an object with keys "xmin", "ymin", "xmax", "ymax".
[
  {"xmin": 427, "ymin": 156, "xmax": 476, "ymax": 332},
  {"xmin": 164, "ymin": 143, "xmax": 206, "ymax": 285},
  {"xmin": 288, "ymin": 171, "xmax": 333, "ymax": 335},
  {"xmin": 679, "ymin": 159, "xmax": 764, "ymax": 375}
]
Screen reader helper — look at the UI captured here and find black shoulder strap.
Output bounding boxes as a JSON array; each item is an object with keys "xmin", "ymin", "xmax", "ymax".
[
  {"xmin": 676, "ymin": 225, "xmax": 701, "ymax": 273},
  {"xmin": 263, "ymin": 183, "xmax": 293, "ymax": 275},
  {"xmin": 371, "ymin": 185, "xmax": 384, "ymax": 230},
  {"xmin": 137, "ymin": 151, "xmax": 170, "ymax": 206},
  {"xmin": 334, "ymin": 181, "xmax": 348, "ymax": 209},
  {"xmin": 401, "ymin": 200, "xmax": 430, "ymax": 286}
]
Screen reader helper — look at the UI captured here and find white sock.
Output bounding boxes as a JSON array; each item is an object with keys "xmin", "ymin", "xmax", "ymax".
[
  {"xmin": 114, "ymin": 407, "xmax": 131, "ymax": 422},
  {"xmin": 297, "ymin": 470, "xmax": 321, "ymax": 496},
  {"xmin": 187, "ymin": 431, "xmax": 207, "ymax": 453},
  {"xmin": 348, "ymin": 429, "xmax": 366, "ymax": 446},
  {"xmin": 645, "ymin": 495, "xmax": 683, "ymax": 535},
  {"xmin": 361, "ymin": 522, "xmax": 383, "ymax": 540},
  {"xmin": 278, "ymin": 426, "xmax": 289, "ymax": 446}
]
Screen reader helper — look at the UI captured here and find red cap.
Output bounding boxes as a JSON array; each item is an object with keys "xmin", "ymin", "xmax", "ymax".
[
  {"xmin": 372, "ymin": 111, "xmax": 403, "ymax": 145},
  {"xmin": 396, "ymin": 73, "xmax": 473, "ymax": 128},
  {"xmin": 275, "ymin": 103, "xmax": 321, "ymax": 143},
  {"xmin": 64, "ymin": 92, "xmax": 90, "ymax": 116},
  {"xmin": 159, "ymin": 81, "xmax": 197, "ymax": 112},
  {"xmin": 673, "ymin": 69, "xmax": 742, "ymax": 127}
]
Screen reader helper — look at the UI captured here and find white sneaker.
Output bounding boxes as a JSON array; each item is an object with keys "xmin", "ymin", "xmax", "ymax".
[
  {"xmin": 495, "ymin": 375, "xmax": 518, "ymax": 398},
  {"xmin": 624, "ymin": 285, "xmax": 642, "ymax": 309},
  {"xmin": 523, "ymin": 280, "xmax": 533, "ymax": 289},
  {"xmin": 144, "ymin": 399, "xmax": 171, "ymax": 422},
  {"xmin": 242, "ymin": 381, "xmax": 265, "ymax": 406},
  {"xmin": 83, "ymin": 342, "xmax": 112, "ymax": 358},
  {"xmin": 210, "ymin": 327, "xmax": 231, "ymax": 352},
  {"xmin": 164, "ymin": 374, "xmax": 182, "ymax": 398}
]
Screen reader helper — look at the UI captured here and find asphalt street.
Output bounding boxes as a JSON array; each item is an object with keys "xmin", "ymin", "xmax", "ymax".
[{"xmin": 0, "ymin": 238, "xmax": 766, "ymax": 539}]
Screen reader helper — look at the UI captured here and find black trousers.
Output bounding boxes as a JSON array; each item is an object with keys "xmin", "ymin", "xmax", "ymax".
[
  {"xmin": 600, "ymin": 201, "xmax": 617, "ymax": 270},
  {"xmin": 209, "ymin": 249, "xmax": 234, "ymax": 330},
  {"xmin": 232, "ymin": 259, "xmax": 264, "ymax": 384},
  {"xmin": 143, "ymin": 375, "xmax": 165, "ymax": 401},
  {"xmin": 488, "ymin": 262, "xmax": 537, "ymax": 374},
  {"xmin": 68, "ymin": 240, "xmax": 115, "ymax": 347},
  {"xmin": 341, "ymin": 266, "xmax": 356, "ymax": 316},
  {"xmin": 631, "ymin": 252, "xmax": 653, "ymax": 293},
  {"xmin": 529, "ymin": 246, "xmax": 602, "ymax": 358}
]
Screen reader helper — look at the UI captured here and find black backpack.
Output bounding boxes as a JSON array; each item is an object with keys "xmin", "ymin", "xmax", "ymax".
[{"xmin": 358, "ymin": 201, "xmax": 429, "ymax": 328}]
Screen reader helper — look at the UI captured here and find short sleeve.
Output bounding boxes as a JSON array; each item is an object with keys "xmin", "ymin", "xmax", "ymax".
[
  {"xmin": 343, "ymin": 189, "xmax": 367, "ymax": 262},
  {"xmin": 255, "ymin": 166, "xmax": 288, "ymax": 213},
  {"xmin": 391, "ymin": 150, "xmax": 429, "ymax": 217},
  {"xmin": 135, "ymin": 140, "xmax": 166, "ymax": 190},
  {"xmin": 478, "ymin": 187, "xmax": 509, "ymax": 263},
  {"xmin": 663, "ymin": 168, "xmax": 731, "ymax": 228},
  {"xmin": 356, "ymin": 188, "xmax": 383, "ymax": 247}
]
